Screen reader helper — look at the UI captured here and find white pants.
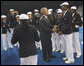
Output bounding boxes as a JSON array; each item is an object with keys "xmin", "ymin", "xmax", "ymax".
[
  {"xmin": 55, "ymin": 33, "xmax": 64, "ymax": 51},
  {"xmin": 10, "ymin": 28, "xmax": 14, "ymax": 34},
  {"xmin": 63, "ymin": 34, "xmax": 74, "ymax": 61},
  {"xmin": 20, "ymin": 55, "xmax": 38, "ymax": 65},
  {"xmin": 51, "ymin": 32, "xmax": 57, "ymax": 50},
  {"xmin": 73, "ymin": 32, "xmax": 81, "ymax": 55},
  {"xmin": 2, "ymin": 31, "xmax": 12, "ymax": 50}
]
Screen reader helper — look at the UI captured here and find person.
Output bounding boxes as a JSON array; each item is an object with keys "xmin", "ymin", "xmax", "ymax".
[
  {"xmin": 7, "ymin": 9, "xmax": 18, "ymax": 34},
  {"xmin": 55, "ymin": 9, "xmax": 64, "ymax": 53},
  {"xmin": 1, "ymin": 15, "xmax": 13, "ymax": 51},
  {"xmin": 60, "ymin": 2, "xmax": 74, "ymax": 63},
  {"xmin": 15, "ymin": 15, "xmax": 20, "ymax": 26},
  {"xmin": 71, "ymin": 6, "xmax": 82, "ymax": 58},
  {"xmin": 39, "ymin": 7, "xmax": 56, "ymax": 62},
  {"xmin": 11, "ymin": 14, "xmax": 40, "ymax": 65},
  {"xmin": 33, "ymin": 13, "xmax": 42, "ymax": 50},
  {"xmin": 27, "ymin": 12, "xmax": 33, "ymax": 25},
  {"xmin": 48, "ymin": 9, "xmax": 56, "ymax": 52}
]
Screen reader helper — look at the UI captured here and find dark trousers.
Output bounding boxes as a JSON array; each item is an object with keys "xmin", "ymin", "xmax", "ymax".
[{"xmin": 41, "ymin": 36, "xmax": 52, "ymax": 60}]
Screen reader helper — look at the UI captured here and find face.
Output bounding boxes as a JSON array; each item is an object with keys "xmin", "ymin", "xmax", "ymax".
[
  {"xmin": 71, "ymin": 9, "xmax": 76, "ymax": 13},
  {"xmin": 36, "ymin": 14, "xmax": 40, "ymax": 18},
  {"xmin": 16, "ymin": 17, "xmax": 20, "ymax": 21},
  {"xmin": 10, "ymin": 11, "xmax": 15, "ymax": 15},
  {"xmin": 57, "ymin": 13, "xmax": 62, "ymax": 17},
  {"xmin": 2, "ymin": 17, "xmax": 7, "ymax": 21},
  {"xmin": 28, "ymin": 14, "xmax": 32, "ymax": 19},
  {"xmin": 43, "ymin": 8, "xmax": 48, "ymax": 16},
  {"xmin": 61, "ymin": 5, "xmax": 67, "ymax": 10}
]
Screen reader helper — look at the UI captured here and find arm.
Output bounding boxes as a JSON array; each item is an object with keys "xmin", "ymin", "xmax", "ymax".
[{"xmin": 11, "ymin": 28, "xmax": 18, "ymax": 44}]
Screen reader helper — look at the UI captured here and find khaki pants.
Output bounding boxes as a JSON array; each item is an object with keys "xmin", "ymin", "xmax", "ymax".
[{"xmin": 20, "ymin": 55, "xmax": 38, "ymax": 65}]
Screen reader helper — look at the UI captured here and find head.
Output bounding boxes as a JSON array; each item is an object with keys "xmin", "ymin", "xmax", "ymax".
[
  {"xmin": 10, "ymin": 9, "xmax": 15, "ymax": 15},
  {"xmin": 20, "ymin": 14, "xmax": 30, "ymax": 31},
  {"xmin": 35, "ymin": 13, "xmax": 40, "ymax": 18},
  {"xmin": 71, "ymin": 6, "xmax": 77, "ymax": 13},
  {"xmin": 16, "ymin": 15, "xmax": 20, "ymax": 21},
  {"xmin": 40, "ymin": 7, "xmax": 48, "ymax": 16},
  {"xmin": 27, "ymin": 12, "xmax": 32, "ymax": 19},
  {"xmin": 57, "ymin": 9, "xmax": 63, "ymax": 17},
  {"xmin": 1, "ymin": 15, "xmax": 7, "ymax": 21},
  {"xmin": 60, "ymin": 2, "xmax": 69, "ymax": 11},
  {"xmin": 61, "ymin": 5, "xmax": 69, "ymax": 11}
]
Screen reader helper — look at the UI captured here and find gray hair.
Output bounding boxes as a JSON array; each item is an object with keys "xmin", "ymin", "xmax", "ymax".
[{"xmin": 40, "ymin": 7, "xmax": 47, "ymax": 14}]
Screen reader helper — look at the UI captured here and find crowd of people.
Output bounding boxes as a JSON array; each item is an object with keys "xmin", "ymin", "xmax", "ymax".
[{"xmin": 1, "ymin": 2, "xmax": 83, "ymax": 65}]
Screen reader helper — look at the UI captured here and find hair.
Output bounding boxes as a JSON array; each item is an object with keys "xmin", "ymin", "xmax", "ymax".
[
  {"xmin": 40, "ymin": 7, "xmax": 47, "ymax": 14},
  {"xmin": 20, "ymin": 19, "xmax": 29, "ymax": 32}
]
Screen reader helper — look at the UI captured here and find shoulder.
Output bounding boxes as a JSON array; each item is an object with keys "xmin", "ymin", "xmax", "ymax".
[{"xmin": 29, "ymin": 24, "xmax": 37, "ymax": 30}]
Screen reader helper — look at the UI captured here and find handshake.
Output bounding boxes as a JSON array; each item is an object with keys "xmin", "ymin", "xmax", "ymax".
[{"xmin": 52, "ymin": 25, "xmax": 58, "ymax": 32}]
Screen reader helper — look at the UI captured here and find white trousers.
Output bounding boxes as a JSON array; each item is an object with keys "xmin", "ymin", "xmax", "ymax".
[
  {"xmin": 63, "ymin": 34, "xmax": 74, "ymax": 61},
  {"xmin": 55, "ymin": 33, "xmax": 64, "ymax": 51},
  {"xmin": 51, "ymin": 32, "xmax": 57, "ymax": 50},
  {"xmin": 20, "ymin": 55, "xmax": 38, "ymax": 65},
  {"xmin": 2, "ymin": 31, "xmax": 12, "ymax": 50},
  {"xmin": 73, "ymin": 32, "xmax": 81, "ymax": 55}
]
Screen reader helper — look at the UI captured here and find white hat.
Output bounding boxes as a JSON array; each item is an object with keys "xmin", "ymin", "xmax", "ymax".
[
  {"xmin": 10, "ymin": 9, "xmax": 14, "ymax": 11},
  {"xmin": 27, "ymin": 12, "xmax": 32, "ymax": 15},
  {"xmin": 48, "ymin": 9, "xmax": 53, "ymax": 11},
  {"xmin": 20, "ymin": 14, "xmax": 29, "ymax": 20},
  {"xmin": 60, "ymin": 2, "xmax": 69, "ymax": 6},
  {"xmin": 71, "ymin": 6, "xmax": 77, "ymax": 9},
  {"xmin": 57, "ymin": 9, "xmax": 62, "ymax": 13},
  {"xmin": 16, "ymin": 15, "xmax": 20, "ymax": 18},
  {"xmin": 34, "ymin": 9, "xmax": 39, "ymax": 12},
  {"xmin": 1, "ymin": 15, "xmax": 7, "ymax": 18}
]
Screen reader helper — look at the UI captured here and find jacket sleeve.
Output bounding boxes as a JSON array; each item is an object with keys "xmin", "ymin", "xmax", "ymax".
[
  {"xmin": 11, "ymin": 28, "xmax": 18, "ymax": 44},
  {"xmin": 75, "ymin": 14, "xmax": 82, "ymax": 26},
  {"xmin": 33, "ymin": 26, "xmax": 40, "ymax": 42},
  {"xmin": 39, "ymin": 19, "xmax": 52, "ymax": 33}
]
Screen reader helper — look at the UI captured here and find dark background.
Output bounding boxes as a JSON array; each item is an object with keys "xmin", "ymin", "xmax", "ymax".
[{"xmin": 1, "ymin": 1, "xmax": 83, "ymax": 15}]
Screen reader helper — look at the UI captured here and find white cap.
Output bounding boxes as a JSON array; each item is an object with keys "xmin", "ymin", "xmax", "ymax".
[
  {"xmin": 20, "ymin": 14, "xmax": 29, "ymax": 20},
  {"xmin": 48, "ymin": 9, "xmax": 53, "ymax": 11},
  {"xmin": 60, "ymin": 2, "xmax": 69, "ymax": 6},
  {"xmin": 10, "ymin": 9, "xmax": 14, "ymax": 11},
  {"xmin": 27, "ymin": 12, "xmax": 32, "ymax": 15},
  {"xmin": 57, "ymin": 9, "xmax": 62, "ymax": 13},
  {"xmin": 16, "ymin": 15, "xmax": 20, "ymax": 18},
  {"xmin": 71, "ymin": 6, "xmax": 77, "ymax": 10},
  {"xmin": 1, "ymin": 15, "xmax": 7, "ymax": 18},
  {"xmin": 34, "ymin": 9, "xmax": 39, "ymax": 12}
]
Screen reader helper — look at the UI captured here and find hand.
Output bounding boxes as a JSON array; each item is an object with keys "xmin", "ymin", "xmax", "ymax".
[
  {"xmin": 58, "ymin": 31, "xmax": 62, "ymax": 35},
  {"xmin": 52, "ymin": 28, "xmax": 56, "ymax": 32}
]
